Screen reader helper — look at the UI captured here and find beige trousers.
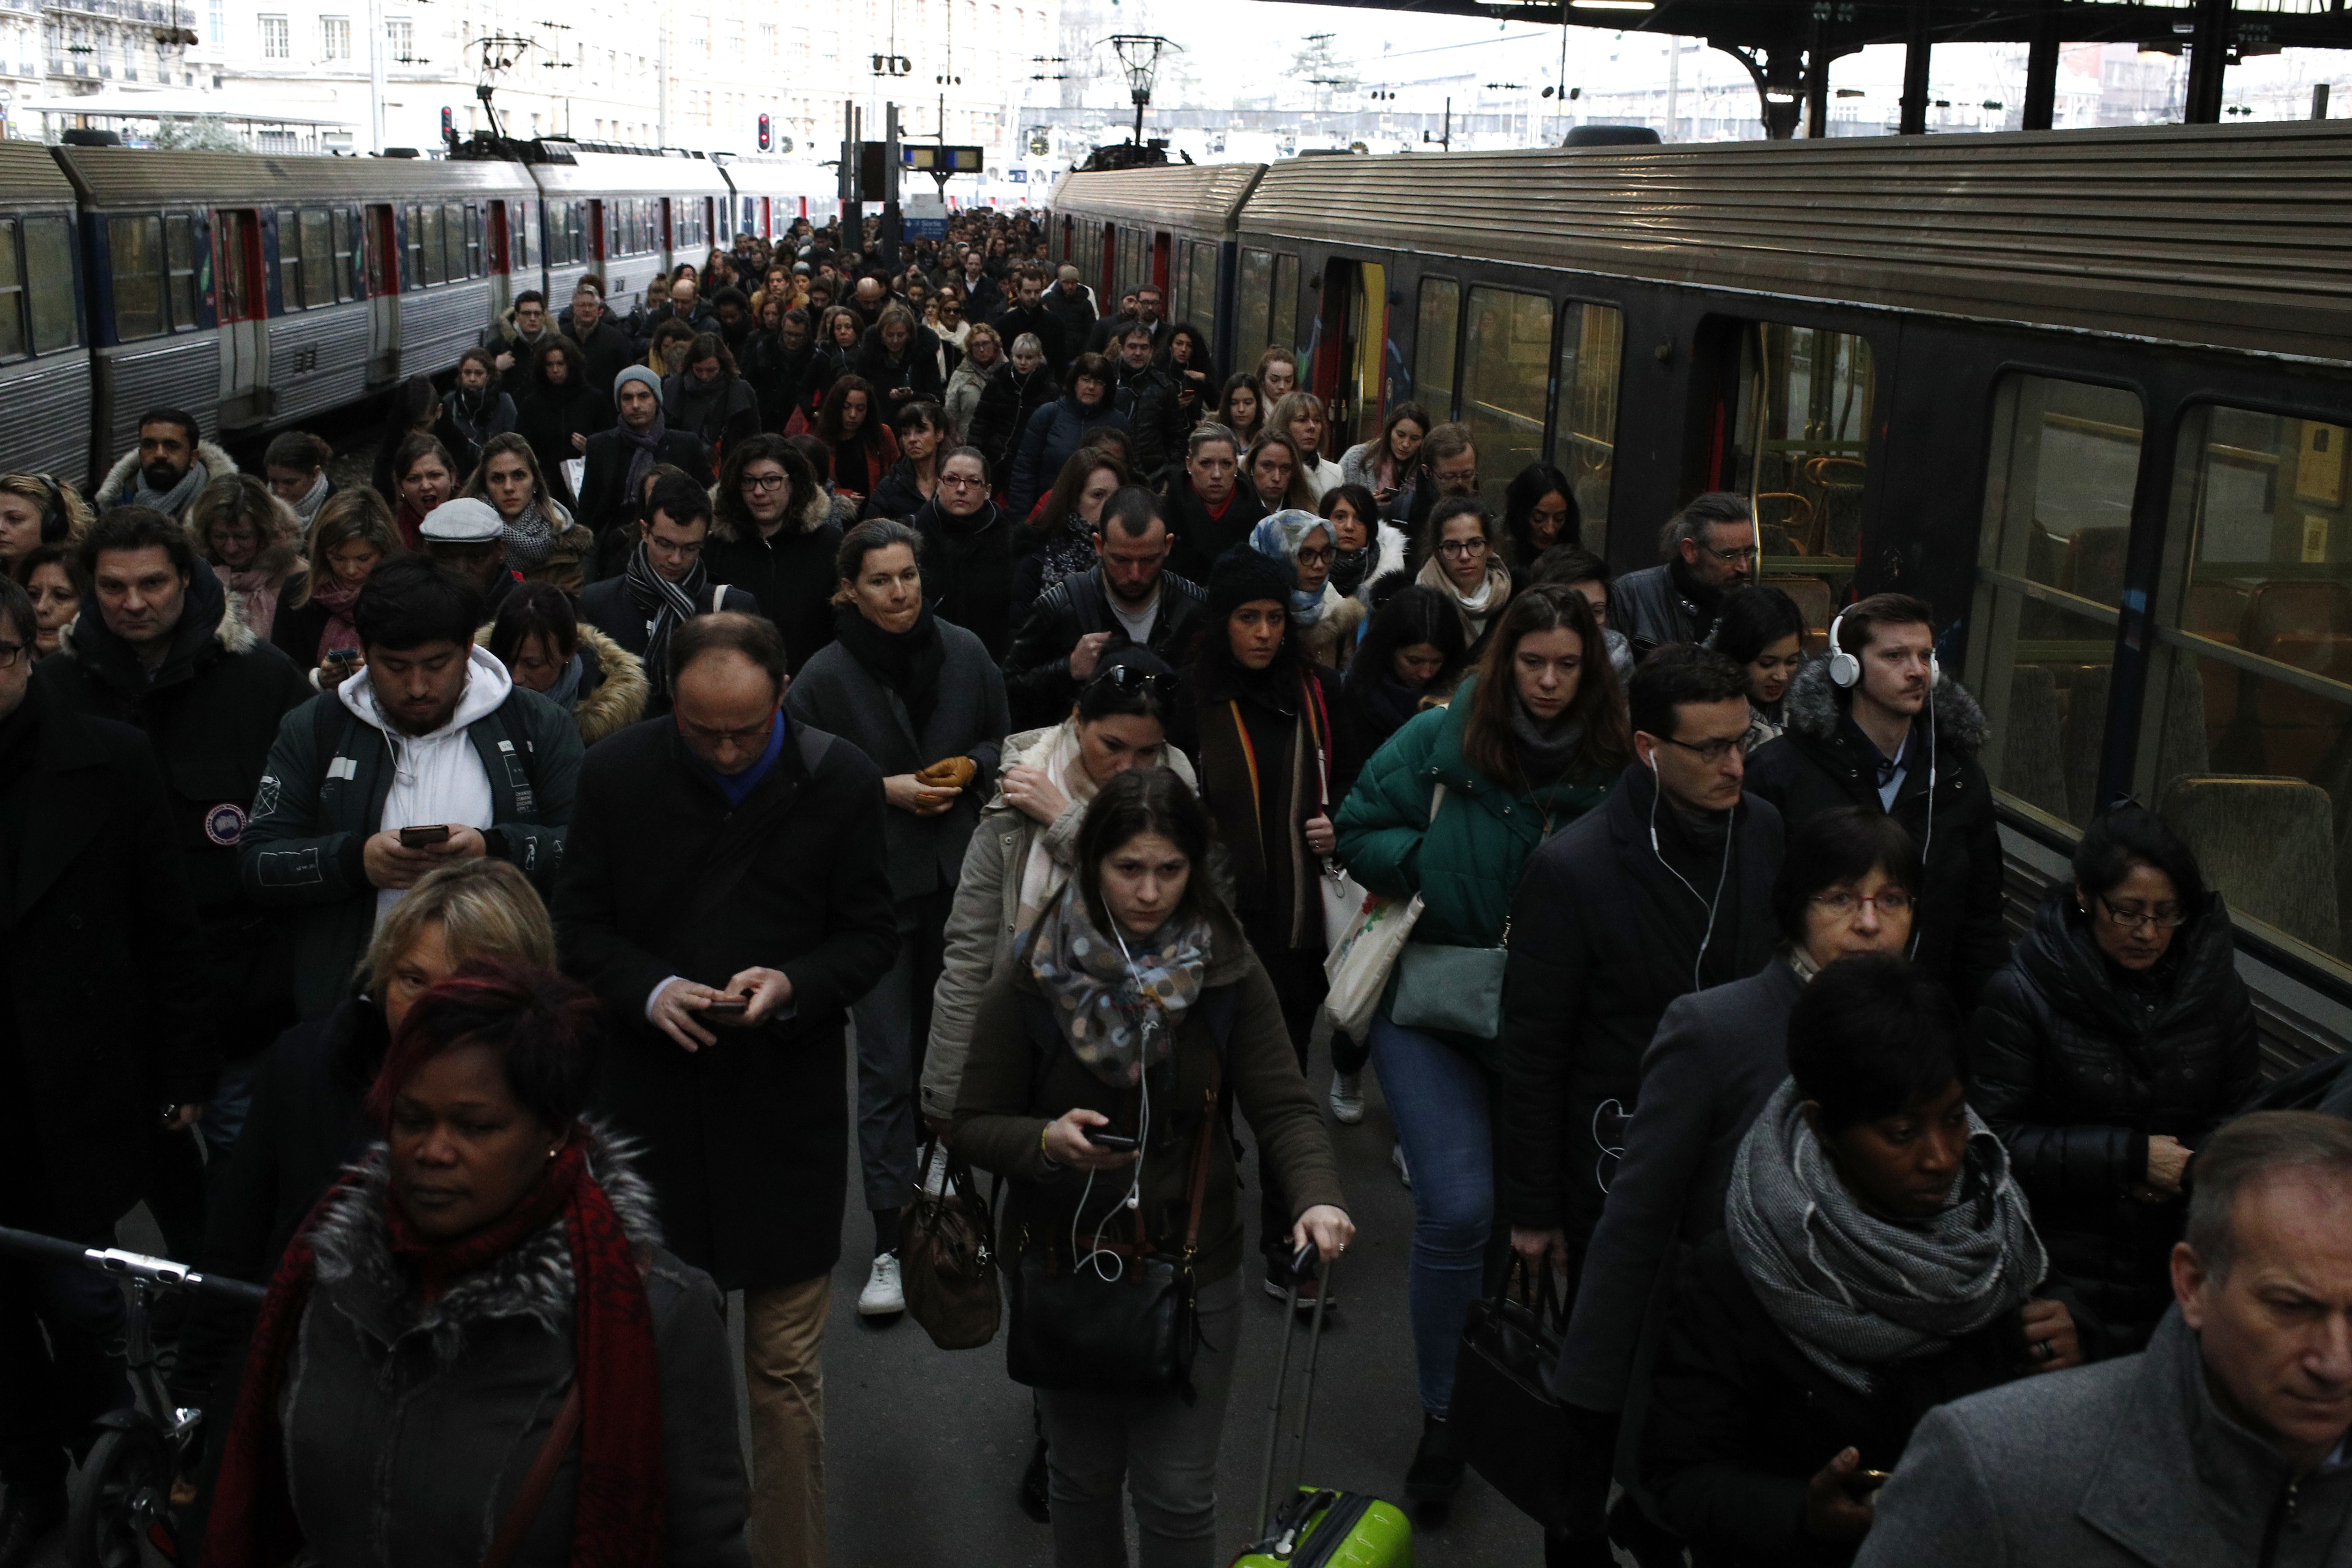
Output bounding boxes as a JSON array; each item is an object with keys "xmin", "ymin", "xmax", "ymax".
[{"xmin": 743, "ymin": 1272, "xmax": 831, "ymax": 1568}]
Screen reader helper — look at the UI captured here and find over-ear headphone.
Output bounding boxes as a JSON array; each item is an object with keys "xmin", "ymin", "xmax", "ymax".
[
  {"xmin": 1826, "ymin": 605, "xmax": 1940, "ymax": 690},
  {"xmin": 16, "ymin": 474, "xmax": 68, "ymax": 545}
]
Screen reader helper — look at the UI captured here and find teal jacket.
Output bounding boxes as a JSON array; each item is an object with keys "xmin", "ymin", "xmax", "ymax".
[{"xmin": 1334, "ymin": 677, "xmax": 1618, "ymax": 960}]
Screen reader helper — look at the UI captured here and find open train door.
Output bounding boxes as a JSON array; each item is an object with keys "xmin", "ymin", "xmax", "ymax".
[
  {"xmin": 364, "ymin": 203, "xmax": 399, "ymax": 381},
  {"xmin": 1152, "ymin": 231, "xmax": 1170, "ymax": 296},
  {"xmin": 213, "ymin": 208, "xmax": 268, "ymax": 425},
  {"xmin": 1314, "ymin": 258, "xmax": 1388, "ymax": 457}
]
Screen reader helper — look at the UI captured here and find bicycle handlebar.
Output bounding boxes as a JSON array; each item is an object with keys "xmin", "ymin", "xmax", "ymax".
[{"xmin": 0, "ymin": 1224, "xmax": 268, "ymax": 1307}]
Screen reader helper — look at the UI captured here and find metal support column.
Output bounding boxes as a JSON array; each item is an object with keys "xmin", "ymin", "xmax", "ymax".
[
  {"xmin": 2022, "ymin": 0, "xmax": 2061, "ymax": 129},
  {"xmin": 1805, "ymin": 18, "xmax": 1829, "ymax": 136},
  {"xmin": 2183, "ymin": 0, "xmax": 2231, "ymax": 123},
  {"xmin": 880, "ymin": 102, "xmax": 902, "ymax": 272},
  {"xmin": 1899, "ymin": 0, "xmax": 1931, "ymax": 134}
]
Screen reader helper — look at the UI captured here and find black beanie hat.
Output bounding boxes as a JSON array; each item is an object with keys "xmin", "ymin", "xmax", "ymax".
[{"xmin": 1206, "ymin": 545, "xmax": 1295, "ymax": 624}]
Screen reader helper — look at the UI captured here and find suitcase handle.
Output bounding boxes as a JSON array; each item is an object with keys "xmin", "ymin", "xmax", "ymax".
[{"xmin": 1251, "ymin": 1243, "xmax": 1335, "ymax": 1545}]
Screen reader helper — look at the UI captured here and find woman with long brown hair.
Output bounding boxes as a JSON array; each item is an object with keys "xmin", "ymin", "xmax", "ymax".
[
  {"xmin": 1332, "ymin": 583, "xmax": 1627, "ymax": 1512},
  {"xmin": 815, "ymin": 374, "xmax": 900, "ymax": 514}
]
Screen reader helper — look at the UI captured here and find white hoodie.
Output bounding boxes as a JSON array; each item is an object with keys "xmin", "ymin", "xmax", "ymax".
[{"xmin": 339, "ymin": 645, "xmax": 514, "ymax": 924}]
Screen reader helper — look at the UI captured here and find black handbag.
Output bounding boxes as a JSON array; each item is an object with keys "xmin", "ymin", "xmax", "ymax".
[
  {"xmin": 1451, "ymin": 1255, "xmax": 1575, "ymax": 1528},
  {"xmin": 899, "ymin": 1144, "xmax": 1002, "ymax": 1351},
  {"xmin": 1005, "ymin": 1091, "xmax": 1218, "ymax": 1399}
]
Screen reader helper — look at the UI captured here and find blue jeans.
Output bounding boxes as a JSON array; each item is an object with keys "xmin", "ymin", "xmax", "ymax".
[{"xmin": 1368, "ymin": 1010, "xmax": 1497, "ymax": 1419}]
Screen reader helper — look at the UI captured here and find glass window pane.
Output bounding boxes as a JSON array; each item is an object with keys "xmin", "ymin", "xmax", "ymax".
[
  {"xmin": 1967, "ymin": 374, "xmax": 2143, "ymax": 837},
  {"xmin": 216, "ymin": 211, "xmax": 252, "ymax": 322},
  {"xmin": 1237, "ymin": 249, "xmax": 1271, "ymax": 370},
  {"xmin": 1551, "ymin": 302, "xmax": 1622, "ymax": 554},
  {"xmin": 165, "ymin": 216, "xmax": 199, "ymax": 327},
  {"xmin": 0, "ymin": 220, "xmax": 24, "ymax": 361},
  {"xmin": 1461, "ymin": 286, "xmax": 1552, "ymax": 501},
  {"xmin": 1732, "ymin": 322, "xmax": 1876, "ymax": 560},
  {"xmin": 275, "ymin": 207, "xmax": 301, "ymax": 311},
  {"xmin": 421, "ymin": 203, "xmax": 448, "ymax": 285},
  {"xmin": 332, "ymin": 208, "xmax": 355, "ymax": 299},
  {"xmin": 108, "ymin": 215, "xmax": 165, "ymax": 341},
  {"xmin": 1414, "ymin": 277, "xmax": 1458, "ymax": 419},
  {"xmin": 1189, "ymin": 241, "xmax": 1215, "ymax": 336},
  {"xmin": 21, "ymin": 221, "xmax": 69, "ymax": 351},
  {"xmin": 300, "ymin": 210, "xmax": 334, "ymax": 308},
  {"xmin": 1270, "ymin": 253, "xmax": 1299, "ymax": 356},
  {"xmin": 402, "ymin": 204, "xmax": 423, "ymax": 289},
  {"xmin": 2140, "ymin": 403, "xmax": 2352, "ymax": 971},
  {"xmin": 443, "ymin": 202, "xmax": 467, "ymax": 281}
]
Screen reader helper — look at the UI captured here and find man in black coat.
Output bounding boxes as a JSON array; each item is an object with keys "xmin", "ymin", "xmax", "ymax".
[
  {"xmin": 1503, "ymin": 645, "xmax": 1782, "ymax": 1283},
  {"xmin": 1609, "ymin": 492, "xmax": 1755, "ymax": 660},
  {"xmin": 1002, "ymin": 487, "xmax": 1208, "ymax": 730},
  {"xmin": 1086, "ymin": 282, "xmax": 1172, "ymax": 356},
  {"xmin": 1109, "ymin": 321, "xmax": 1180, "ymax": 486},
  {"xmin": 1163, "ymin": 423, "xmax": 1265, "ymax": 585},
  {"xmin": 0, "ymin": 575, "xmax": 212, "ymax": 1561},
  {"xmin": 34, "ymin": 510, "xmax": 310, "ymax": 1253},
  {"xmin": 1744, "ymin": 592, "xmax": 2008, "ymax": 1012},
  {"xmin": 580, "ymin": 476, "xmax": 761, "ymax": 715},
  {"xmin": 576, "ymin": 367, "xmax": 713, "ymax": 544},
  {"xmin": 555, "ymin": 612, "xmax": 895, "ymax": 1568},
  {"xmin": 992, "ymin": 266, "xmax": 1068, "ymax": 378},
  {"xmin": 1043, "ymin": 265, "xmax": 1096, "ymax": 357},
  {"xmin": 562, "ymin": 279, "xmax": 639, "ymax": 396}
]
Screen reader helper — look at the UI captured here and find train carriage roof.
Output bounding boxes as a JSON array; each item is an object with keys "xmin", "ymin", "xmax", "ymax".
[
  {"xmin": 1047, "ymin": 163, "xmax": 1266, "ymax": 236},
  {"xmin": 1210, "ymin": 120, "xmax": 2352, "ymax": 366},
  {"xmin": 0, "ymin": 141, "xmax": 78, "ymax": 205},
  {"xmin": 53, "ymin": 146, "xmax": 535, "ymax": 207},
  {"xmin": 531, "ymin": 148, "xmax": 731, "ymax": 198}
]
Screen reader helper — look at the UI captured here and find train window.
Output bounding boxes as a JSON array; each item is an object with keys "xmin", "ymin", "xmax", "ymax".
[
  {"xmin": 216, "ymin": 210, "xmax": 256, "ymax": 323},
  {"xmin": 1184, "ymin": 240, "xmax": 1215, "ymax": 339},
  {"xmin": 1550, "ymin": 302, "xmax": 1623, "ymax": 553},
  {"xmin": 1413, "ymin": 278, "xmax": 1458, "ymax": 421},
  {"xmin": 1237, "ymin": 249, "xmax": 1272, "ymax": 365},
  {"xmin": 165, "ymin": 216, "xmax": 199, "ymax": 328},
  {"xmin": 1732, "ymin": 322, "xmax": 1874, "ymax": 559},
  {"xmin": 108, "ymin": 215, "xmax": 167, "ymax": 342},
  {"xmin": 2134, "ymin": 401, "xmax": 2352, "ymax": 971},
  {"xmin": 418, "ymin": 203, "xmax": 447, "ymax": 286},
  {"xmin": 298, "ymin": 210, "xmax": 334, "ymax": 309},
  {"xmin": 332, "ymin": 209, "xmax": 356, "ymax": 300},
  {"xmin": 275, "ymin": 209, "xmax": 302, "ymax": 312},
  {"xmin": 1270, "ymin": 254, "xmax": 1299, "ymax": 355},
  {"xmin": 0, "ymin": 222, "xmax": 24, "ymax": 361},
  {"xmin": 26, "ymin": 219, "xmax": 75, "ymax": 353},
  {"xmin": 452, "ymin": 203, "xmax": 477, "ymax": 279},
  {"xmin": 1968, "ymin": 374, "xmax": 2143, "ymax": 839},
  {"xmin": 1461, "ymin": 287, "xmax": 1553, "ymax": 499}
]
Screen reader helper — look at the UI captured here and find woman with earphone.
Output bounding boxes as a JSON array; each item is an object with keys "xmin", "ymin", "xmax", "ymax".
[
  {"xmin": 1745, "ymin": 592, "xmax": 2010, "ymax": 1012},
  {"xmin": 953, "ymin": 767, "xmax": 1351, "ymax": 1568}
]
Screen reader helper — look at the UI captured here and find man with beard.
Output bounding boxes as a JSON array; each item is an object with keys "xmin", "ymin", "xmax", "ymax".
[
  {"xmin": 1611, "ymin": 492, "xmax": 1757, "ymax": 659},
  {"xmin": 562, "ymin": 276, "xmax": 637, "ymax": 394},
  {"xmin": 576, "ymin": 367, "xmax": 713, "ymax": 542},
  {"xmin": 239, "ymin": 554, "xmax": 580, "ymax": 1018},
  {"xmin": 94, "ymin": 406, "xmax": 236, "ymax": 522},
  {"xmin": 992, "ymin": 267, "xmax": 1067, "ymax": 378},
  {"xmin": 1002, "ymin": 485, "xmax": 1205, "ymax": 728},
  {"xmin": 581, "ymin": 475, "xmax": 760, "ymax": 715}
]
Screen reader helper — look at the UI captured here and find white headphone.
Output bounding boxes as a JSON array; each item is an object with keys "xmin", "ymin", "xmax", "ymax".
[{"xmin": 1827, "ymin": 605, "xmax": 1941, "ymax": 690}]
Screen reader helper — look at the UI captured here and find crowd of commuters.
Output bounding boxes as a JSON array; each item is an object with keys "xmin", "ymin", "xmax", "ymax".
[{"xmin": 0, "ymin": 201, "xmax": 2345, "ymax": 1568}]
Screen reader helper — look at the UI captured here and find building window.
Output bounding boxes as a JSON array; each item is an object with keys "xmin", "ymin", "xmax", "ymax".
[
  {"xmin": 207, "ymin": 0, "xmax": 223, "ymax": 51},
  {"xmin": 385, "ymin": 18, "xmax": 412, "ymax": 61},
  {"xmin": 320, "ymin": 16, "xmax": 349, "ymax": 60},
  {"xmin": 259, "ymin": 14, "xmax": 289, "ymax": 59}
]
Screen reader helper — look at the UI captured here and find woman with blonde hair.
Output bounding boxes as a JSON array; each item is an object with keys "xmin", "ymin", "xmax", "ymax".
[
  {"xmin": 270, "ymin": 486, "xmax": 402, "ymax": 676},
  {"xmin": 189, "ymin": 472, "xmax": 303, "ymax": 633},
  {"xmin": 1267, "ymin": 390, "xmax": 1340, "ymax": 501},
  {"xmin": 0, "ymin": 472, "xmax": 92, "ymax": 569}
]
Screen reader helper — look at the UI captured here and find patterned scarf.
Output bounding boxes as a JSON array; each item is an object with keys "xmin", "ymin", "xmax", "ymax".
[
  {"xmin": 1250, "ymin": 510, "xmax": 1333, "ymax": 626},
  {"xmin": 618, "ymin": 410, "xmax": 670, "ymax": 508},
  {"xmin": 626, "ymin": 538, "xmax": 704, "ymax": 697},
  {"xmin": 1724, "ymin": 1079, "xmax": 2046, "ymax": 1394},
  {"xmin": 206, "ymin": 1134, "xmax": 666, "ymax": 1567},
  {"xmin": 288, "ymin": 470, "xmax": 332, "ymax": 531},
  {"xmin": 1035, "ymin": 515, "xmax": 1099, "ymax": 599},
  {"xmin": 1029, "ymin": 880, "xmax": 1209, "ymax": 1088},
  {"xmin": 500, "ymin": 495, "xmax": 557, "ymax": 570}
]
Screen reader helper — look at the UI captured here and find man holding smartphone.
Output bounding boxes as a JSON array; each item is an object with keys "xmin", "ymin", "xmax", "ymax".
[
  {"xmin": 557, "ymin": 612, "xmax": 895, "ymax": 1568},
  {"xmin": 241, "ymin": 552, "xmax": 581, "ymax": 1018}
]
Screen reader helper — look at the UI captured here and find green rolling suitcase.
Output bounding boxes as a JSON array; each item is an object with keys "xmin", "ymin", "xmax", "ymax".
[{"xmin": 1230, "ymin": 1250, "xmax": 1414, "ymax": 1568}]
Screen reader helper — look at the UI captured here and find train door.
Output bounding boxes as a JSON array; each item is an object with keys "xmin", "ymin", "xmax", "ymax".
[
  {"xmin": 1098, "ymin": 223, "xmax": 1115, "ymax": 306},
  {"xmin": 1152, "ymin": 232, "xmax": 1170, "ymax": 296},
  {"xmin": 363, "ymin": 203, "xmax": 399, "ymax": 380},
  {"xmin": 588, "ymin": 199, "xmax": 607, "ymax": 272},
  {"xmin": 1315, "ymin": 258, "xmax": 1388, "ymax": 455},
  {"xmin": 213, "ymin": 208, "xmax": 267, "ymax": 423},
  {"xmin": 487, "ymin": 200, "xmax": 513, "ymax": 318}
]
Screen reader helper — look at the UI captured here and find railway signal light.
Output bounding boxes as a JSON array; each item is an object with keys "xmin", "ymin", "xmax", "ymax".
[{"xmin": 758, "ymin": 111, "xmax": 772, "ymax": 151}]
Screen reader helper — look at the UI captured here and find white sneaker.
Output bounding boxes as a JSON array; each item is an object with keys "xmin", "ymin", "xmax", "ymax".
[
  {"xmin": 858, "ymin": 1252, "xmax": 905, "ymax": 1317},
  {"xmin": 1329, "ymin": 1072, "xmax": 1365, "ymax": 1126},
  {"xmin": 1391, "ymin": 1143, "xmax": 1412, "ymax": 1189}
]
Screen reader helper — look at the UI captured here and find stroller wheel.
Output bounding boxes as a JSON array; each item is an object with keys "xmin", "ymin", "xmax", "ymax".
[{"xmin": 67, "ymin": 1424, "xmax": 176, "ymax": 1568}]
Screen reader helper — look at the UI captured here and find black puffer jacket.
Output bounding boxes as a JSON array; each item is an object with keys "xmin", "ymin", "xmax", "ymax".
[
  {"xmin": 1971, "ymin": 887, "xmax": 2258, "ymax": 1356},
  {"xmin": 1745, "ymin": 657, "xmax": 2009, "ymax": 1012}
]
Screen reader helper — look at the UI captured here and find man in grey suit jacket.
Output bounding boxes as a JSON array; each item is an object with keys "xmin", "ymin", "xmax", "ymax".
[{"xmin": 1857, "ymin": 1110, "xmax": 2352, "ymax": 1568}]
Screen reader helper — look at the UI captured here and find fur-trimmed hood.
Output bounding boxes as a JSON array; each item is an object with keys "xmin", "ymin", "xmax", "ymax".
[
  {"xmin": 708, "ymin": 483, "xmax": 831, "ymax": 545},
  {"xmin": 570, "ymin": 624, "xmax": 649, "ymax": 746},
  {"xmin": 93, "ymin": 438, "xmax": 239, "ymax": 512},
  {"xmin": 184, "ymin": 479, "xmax": 304, "ymax": 589},
  {"xmin": 308, "ymin": 1120, "xmax": 661, "ymax": 1360},
  {"xmin": 59, "ymin": 553, "xmax": 259, "ymax": 689},
  {"xmin": 1781, "ymin": 651, "xmax": 1988, "ymax": 754}
]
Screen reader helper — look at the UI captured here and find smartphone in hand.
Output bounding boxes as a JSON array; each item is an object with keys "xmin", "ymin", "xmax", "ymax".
[
  {"xmin": 399, "ymin": 824, "xmax": 452, "ymax": 848},
  {"xmin": 1085, "ymin": 1128, "xmax": 1138, "ymax": 1153}
]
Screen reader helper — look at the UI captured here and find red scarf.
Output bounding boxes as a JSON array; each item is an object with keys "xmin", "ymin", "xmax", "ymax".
[
  {"xmin": 206, "ymin": 1137, "xmax": 667, "ymax": 1567},
  {"xmin": 309, "ymin": 577, "xmax": 364, "ymax": 660}
]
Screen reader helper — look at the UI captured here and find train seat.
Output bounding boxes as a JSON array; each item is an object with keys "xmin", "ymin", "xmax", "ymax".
[
  {"xmin": 2160, "ymin": 775, "xmax": 2341, "ymax": 958},
  {"xmin": 2058, "ymin": 526, "xmax": 2132, "ymax": 608},
  {"xmin": 2062, "ymin": 663, "xmax": 2113, "ymax": 824},
  {"xmin": 2185, "ymin": 580, "xmax": 2250, "ymax": 645},
  {"xmin": 2249, "ymin": 632, "xmax": 2352, "ymax": 783},
  {"xmin": 1763, "ymin": 575, "xmax": 1835, "ymax": 653}
]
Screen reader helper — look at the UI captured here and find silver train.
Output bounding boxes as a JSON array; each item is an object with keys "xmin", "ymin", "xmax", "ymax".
[{"xmin": 0, "ymin": 138, "xmax": 839, "ymax": 485}]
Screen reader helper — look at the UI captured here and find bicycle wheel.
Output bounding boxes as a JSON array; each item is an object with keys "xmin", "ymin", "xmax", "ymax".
[{"xmin": 66, "ymin": 1423, "xmax": 174, "ymax": 1568}]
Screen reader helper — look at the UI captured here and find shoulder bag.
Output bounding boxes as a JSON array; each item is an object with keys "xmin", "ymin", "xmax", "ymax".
[
  {"xmin": 1005, "ymin": 1085, "xmax": 1220, "ymax": 1400},
  {"xmin": 899, "ymin": 1142, "xmax": 1002, "ymax": 1351},
  {"xmin": 1450, "ymin": 1254, "xmax": 1575, "ymax": 1531},
  {"xmin": 1319, "ymin": 782, "xmax": 1445, "ymax": 1041}
]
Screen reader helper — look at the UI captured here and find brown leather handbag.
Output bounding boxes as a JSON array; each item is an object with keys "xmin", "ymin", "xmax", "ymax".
[{"xmin": 900, "ymin": 1145, "xmax": 1003, "ymax": 1351}]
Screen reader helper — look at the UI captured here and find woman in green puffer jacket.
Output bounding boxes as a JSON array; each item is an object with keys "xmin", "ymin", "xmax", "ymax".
[{"xmin": 1332, "ymin": 582, "xmax": 1629, "ymax": 1512}]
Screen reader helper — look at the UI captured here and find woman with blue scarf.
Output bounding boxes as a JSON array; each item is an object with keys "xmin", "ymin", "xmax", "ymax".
[{"xmin": 1249, "ymin": 508, "xmax": 1368, "ymax": 671}]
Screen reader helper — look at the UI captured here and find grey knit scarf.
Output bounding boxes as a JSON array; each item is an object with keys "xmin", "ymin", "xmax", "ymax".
[
  {"xmin": 1724, "ymin": 1079, "xmax": 2045, "ymax": 1394},
  {"xmin": 135, "ymin": 458, "xmax": 209, "ymax": 519}
]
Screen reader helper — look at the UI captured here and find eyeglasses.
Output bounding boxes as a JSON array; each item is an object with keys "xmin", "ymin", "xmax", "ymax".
[
  {"xmin": 1697, "ymin": 541, "xmax": 1760, "ymax": 566},
  {"xmin": 1811, "ymin": 888, "xmax": 1914, "ymax": 920},
  {"xmin": 1656, "ymin": 733, "xmax": 1750, "ymax": 764},
  {"xmin": 0, "ymin": 641, "xmax": 26, "ymax": 669},
  {"xmin": 1436, "ymin": 538, "xmax": 1489, "ymax": 558},
  {"xmin": 1089, "ymin": 663, "xmax": 1171, "ymax": 697},
  {"xmin": 1295, "ymin": 547, "xmax": 1333, "ymax": 568},
  {"xmin": 742, "ymin": 473, "xmax": 790, "ymax": 492},
  {"xmin": 2095, "ymin": 895, "xmax": 2188, "ymax": 931},
  {"xmin": 939, "ymin": 473, "xmax": 985, "ymax": 490}
]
